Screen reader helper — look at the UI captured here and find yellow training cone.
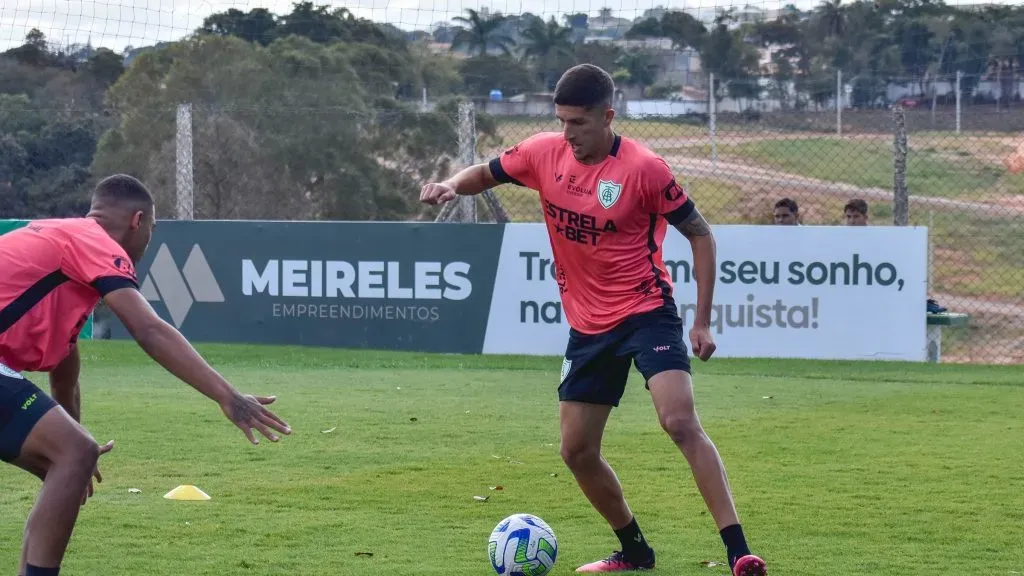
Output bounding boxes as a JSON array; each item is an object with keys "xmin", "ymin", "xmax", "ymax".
[{"xmin": 163, "ymin": 485, "xmax": 211, "ymax": 501}]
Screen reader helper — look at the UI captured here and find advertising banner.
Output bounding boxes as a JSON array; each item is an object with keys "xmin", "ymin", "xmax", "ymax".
[
  {"xmin": 483, "ymin": 223, "xmax": 929, "ymax": 361},
  {"xmin": 108, "ymin": 221, "xmax": 504, "ymax": 353},
  {"xmin": 109, "ymin": 221, "xmax": 928, "ymax": 361}
]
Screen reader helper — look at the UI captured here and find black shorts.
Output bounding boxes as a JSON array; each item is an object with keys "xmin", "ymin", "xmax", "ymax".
[
  {"xmin": 0, "ymin": 367, "xmax": 57, "ymax": 463},
  {"xmin": 558, "ymin": 305, "xmax": 692, "ymax": 407}
]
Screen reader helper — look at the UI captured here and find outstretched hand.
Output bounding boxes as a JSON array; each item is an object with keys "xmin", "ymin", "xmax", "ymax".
[
  {"xmin": 221, "ymin": 393, "xmax": 292, "ymax": 445},
  {"xmin": 83, "ymin": 440, "xmax": 114, "ymax": 506}
]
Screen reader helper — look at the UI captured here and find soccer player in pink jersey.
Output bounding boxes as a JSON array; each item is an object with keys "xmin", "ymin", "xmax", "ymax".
[
  {"xmin": 0, "ymin": 174, "xmax": 291, "ymax": 576},
  {"xmin": 421, "ymin": 65, "xmax": 767, "ymax": 576}
]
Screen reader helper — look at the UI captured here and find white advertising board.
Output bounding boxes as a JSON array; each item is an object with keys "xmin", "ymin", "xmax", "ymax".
[{"xmin": 483, "ymin": 223, "xmax": 929, "ymax": 361}]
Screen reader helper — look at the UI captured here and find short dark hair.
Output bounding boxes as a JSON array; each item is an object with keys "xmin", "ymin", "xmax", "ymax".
[
  {"xmin": 93, "ymin": 174, "xmax": 154, "ymax": 214},
  {"xmin": 553, "ymin": 64, "xmax": 615, "ymax": 109},
  {"xmin": 844, "ymin": 198, "xmax": 868, "ymax": 215},
  {"xmin": 774, "ymin": 197, "xmax": 798, "ymax": 213}
]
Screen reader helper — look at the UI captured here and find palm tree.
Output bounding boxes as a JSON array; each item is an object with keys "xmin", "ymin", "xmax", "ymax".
[
  {"xmin": 615, "ymin": 49, "xmax": 659, "ymax": 88},
  {"xmin": 815, "ymin": 0, "xmax": 845, "ymax": 39},
  {"xmin": 519, "ymin": 17, "xmax": 574, "ymax": 61},
  {"xmin": 519, "ymin": 17, "xmax": 575, "ymax": 89},
  {"xmin": 450, "ymin": 8, "xmax": 515, "ymax": 57}
]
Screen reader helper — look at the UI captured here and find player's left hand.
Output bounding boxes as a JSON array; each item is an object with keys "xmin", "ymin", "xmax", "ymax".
[
  {"xmin": 83, "ymin": 440, "xmax": 114, "ymax": 505},
  {"xmin": 689, "ymin": 326, "xmax": 717, "ymax": 362},
  {"xmin": 221, "ymin": 392, "xmax": 292, "ymax": 445}
]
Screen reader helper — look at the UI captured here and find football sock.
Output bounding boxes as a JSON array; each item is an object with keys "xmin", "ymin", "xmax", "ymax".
[
  {"xmin": 614, "ymin": 517, "xmax": 653, "ymax": 562},
  {"xmin": 25, "ymin": 565, "xmax": 60, "ymax": 576},
  {"xmin": 720, "ymin": 524, "xmax": 752, "ymax": 568}
]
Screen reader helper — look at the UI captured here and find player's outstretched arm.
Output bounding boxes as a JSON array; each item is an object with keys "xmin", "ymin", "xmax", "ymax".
[
  {"xmin": 420, "ymin": 163, "xmax": 500, "ymax": 205},
  {"xmin": 674, "ymin": 206, "xmax": 718, "ymax": 361},
  {"xmin": 102, "ymin": 287, "xmax": 292, "ymax": 444}
]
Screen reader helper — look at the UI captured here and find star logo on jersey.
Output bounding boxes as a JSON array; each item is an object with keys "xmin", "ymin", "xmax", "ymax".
[
  {"xmin": 139, "ymin": 244, "xmax": 225, "ymax": 328},
  {"xmin": 597, "ymin": 180, "xmax": 622, "ymax": 209}
]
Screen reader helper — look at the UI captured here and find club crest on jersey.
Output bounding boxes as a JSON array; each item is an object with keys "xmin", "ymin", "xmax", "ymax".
[{"xmin": 597, "ymin": 180, "xmax": 622, "ymax": 209}]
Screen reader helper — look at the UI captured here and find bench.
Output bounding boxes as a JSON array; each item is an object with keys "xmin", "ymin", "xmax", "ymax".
[{"xmin": 926, "ymin": 312, "xmax": 970, "ymax": 363}]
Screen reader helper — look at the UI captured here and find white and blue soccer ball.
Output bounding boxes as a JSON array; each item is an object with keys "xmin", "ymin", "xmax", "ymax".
[{"xmin": 487, "ymin": 513, "xmax": 558, "ymax": 576}]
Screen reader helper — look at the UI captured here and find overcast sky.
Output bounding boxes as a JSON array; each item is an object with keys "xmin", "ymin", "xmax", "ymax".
[{"xmin": 0, "ymin": 0, "xmax": 1012, "ymax": 52}]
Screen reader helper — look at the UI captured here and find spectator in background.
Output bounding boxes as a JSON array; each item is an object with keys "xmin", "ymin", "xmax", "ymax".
[
  {"xmin": 773, "ymin": 198, "xmax": 800, "ymax": 225},
  {"xmin": 838, "ymin": 197, "xmax": 947, "ymax": 313},
  {"xmin": 843, "ymin": 199, "xmax": 869, "ymax": 226}
]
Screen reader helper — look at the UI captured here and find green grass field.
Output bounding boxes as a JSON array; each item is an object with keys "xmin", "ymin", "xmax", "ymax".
[
  {"xmin": 2, "ymin": 342, "xmax": 1022, "ymax": 575},
  {"xmin": 717, "ymin": 138, "xmax": 1024, "ymax": 199}
]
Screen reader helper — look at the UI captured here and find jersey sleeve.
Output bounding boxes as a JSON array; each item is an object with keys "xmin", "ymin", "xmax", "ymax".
[
  {"xmin": 61, "ymin": 233, "xmax": 139, "ymax": 296},
  {"xmin": 487, "ymin": 133, "xmax": 549, "ymax": 191},
  {"xmin": 641, "ymin": 156, "xmax": 695, "ymax": 225}
]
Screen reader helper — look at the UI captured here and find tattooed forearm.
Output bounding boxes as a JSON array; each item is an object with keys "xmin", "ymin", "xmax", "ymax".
[{"xmin": 674, "ymin": 206, "xmax": 712, "ymax": 237}]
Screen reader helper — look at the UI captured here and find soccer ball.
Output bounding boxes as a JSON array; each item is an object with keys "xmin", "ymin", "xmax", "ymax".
[{"xmin": 487, "ymin": 513, "xmax": 558, "ymax": 576}]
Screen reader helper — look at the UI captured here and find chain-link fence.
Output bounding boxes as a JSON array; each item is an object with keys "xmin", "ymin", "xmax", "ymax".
[
  {"xmin": 454, "ymin": 94, "xmax": 1022, "ymax": 364},
  {"xmin": 3, "ymin": 4, "xmax": 1023, "ymax": 364}
]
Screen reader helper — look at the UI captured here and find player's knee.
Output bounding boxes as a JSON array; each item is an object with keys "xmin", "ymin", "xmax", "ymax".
[
  {"xmin": 56, "ymin": 433, "xmax": 99, "ymax": 479},
  {"xmin": 659, "ymin": 411, "xmax": 702, "ymax": 448},
  {"xmin": 560, "ymin": 439, "xmax": 600, "ymax": 471}
]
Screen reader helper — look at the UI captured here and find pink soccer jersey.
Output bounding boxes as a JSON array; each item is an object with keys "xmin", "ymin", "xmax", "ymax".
[
  {"xmin": 0, "ymin": 218, "xmax": 138, "ymax": 372},
  {"xmin": 489, "ymin": 132, "xmax": 694, "ymax": 334}
]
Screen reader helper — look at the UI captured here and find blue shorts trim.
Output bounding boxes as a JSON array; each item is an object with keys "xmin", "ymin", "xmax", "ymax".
[
  {"xmin": 558, "ymin": 305, "xmax": 691, "ymax": 407},
  {"xmin": 0, "ymin": 372, "xmax": 57, "ymax": 463}
]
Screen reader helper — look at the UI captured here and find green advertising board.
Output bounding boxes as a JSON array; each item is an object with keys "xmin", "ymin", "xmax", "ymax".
[
  {"xmin": 0, "ymin": 220, "xmax": 93, "ymax": 340},
  {"xmin": 107, "ymin": 220, "xmax": 505, "ymax": 352}
]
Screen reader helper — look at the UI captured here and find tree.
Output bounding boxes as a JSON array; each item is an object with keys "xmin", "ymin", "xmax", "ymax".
[
  {"xmin": 92, "ymin": 34, "xmax": 489, "ymax": 221},
  {"xmin": 3, "ymin": 29, "xmax": 53, "ymax": 67},
  {"xmin": 573, "ymin": 42, "xmax": 625, "ymax": 76},
  {"xmin": 519, "ymin": 17, "xmax": 575, "ymax": 89},
  {"xmin": 814, "ymin": 0, "xmax": 845, "ymax": 41},
  {"xmin": 450, "ymin": 9, "xmax": 516, "ymax": 57},
  {"xmin": 699, "ymin": 11, "xmax": 761, "ymax": 101},
  {"xmin": 459, "ymin": 55, "xmax": 536, "ymax": 96},
  {"xmin": 627, "ymin": 10, "xmax": 707, "ymax": 50},
  {"xmin": 661, "ymin": 11, "xmax": 708, "ymax": 49},
  {"xmin": 625, "ymin": 17, "xmax": 663, "ymax": 39},
  {"xmin": 408, "ymin": 43, "xmax": 463, "ymax": 98},
  {"xmin": 87, "ymin": 48, "xmax": 126, "ymax": 88},
  {"xmin": 614, "ymin": 49, "xmax": 659, "ymax": 88},
  {"xmin": 0, "ymin": 35, "xmax": 115, "ymax": 218},
  {"xmin": 199, "ymin": 3, "xmax": 403, "ymax": 51},
  {"xmin": 200, "ymin": 8, "xmax": 279, "ymax": 45}
]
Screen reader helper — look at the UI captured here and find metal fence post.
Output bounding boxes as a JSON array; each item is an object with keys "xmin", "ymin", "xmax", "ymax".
[
  {"xmin": 709, "ymin": 73, "xmax": 717, "ymax": 167},
  {"xmin": 457, "ymin": 100, "xmax": 477, "ymax": 223},
  {"xmin": 955, "ymin": 70, "xmax": 962, "ymax": 134},
  {"xmin": 892, "ymin": 104, "xmax": 909, "ymax": 226},
  {"xmin": 175, "ymin": 103, "xmax": 194, "ymax": 220},
  {"xmin": 837, "ymin": 69, "xmax": 843, "ymax": 137}
]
